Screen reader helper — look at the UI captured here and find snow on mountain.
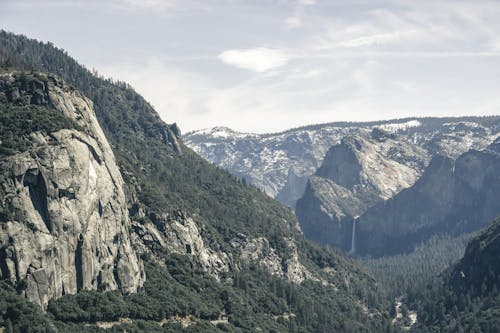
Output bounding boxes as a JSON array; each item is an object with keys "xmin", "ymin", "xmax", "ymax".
[
  {"xmin": 184, "ymin": 117, "xmax": 500, "ymax": 208},
  {"xmin": 375, "ymin": 120, "xmax": 421, "ymax": 133}
]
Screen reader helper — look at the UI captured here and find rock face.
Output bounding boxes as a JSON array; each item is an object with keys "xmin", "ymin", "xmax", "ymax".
[
  {"xmin": 450, "ymin": 216, "xmax": 500, "ymax": 293},
  {"xmin": 356, "ymin": 139, "xmax": 500, "ymax": 257},
  {"xmin": 184, "ymin": 125, "xmax": 359, "ymax": 204},
  {"xmin": 133, "ymin": 211, "xmax": 230, "ymax": 278},
  {"xmin": 232, "ymin": 236, "xmax": 315, "ymax": 284},
  {"xmin": 184, "ymin": 118, "xmax": 500, "ymax": 208},
  {"xmin": 296, "ymin": 133, "xmax": 429, "ymax": 250},
  {"xmin": 0, "ymin": 73, "xmax": 144, "ymax": 307}
]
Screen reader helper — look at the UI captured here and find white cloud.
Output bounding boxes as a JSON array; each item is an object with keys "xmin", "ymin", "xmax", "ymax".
[
  {"xmin": 218, "ymin": 47, "xmax": 289, "ymax": 72},
  {"xmin": 284, "ymin": 16, "xmax": 302, "ymax": 29},
  {"xmin": 283, "ymin": 0, "xmax": 316, "ymax": 30},
  {"xmin": 337, "ymin": 30, "xmax": 418, "ymax": 48}
]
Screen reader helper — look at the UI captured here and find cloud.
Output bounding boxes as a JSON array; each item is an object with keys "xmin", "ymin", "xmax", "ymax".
[
  {"xmin": 337, "ymin": 30, "xmax": 418, "ymax": 48},
  {"xmin": 218, "ymin": 47, "xmax": 289, "ymax": 72},
  {"xmin": 284, "ymin": 16, "xmax": 302, "ymax": 29},
  {"xmin": 299, "ymin": 0, "xmax": 315, "ymax": 5},
  {"xmin": 283, "ymin": 0, "xmax": 316, "ymax": 29}
]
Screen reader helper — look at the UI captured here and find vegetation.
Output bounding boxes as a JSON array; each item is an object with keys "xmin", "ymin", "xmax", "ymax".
[
  {"xmin": 362, "ymin": 233, "xmax": 472, "ymax": 298},
  {"xmin": 0, "ymin": 31, "xmax": 396, "ymax": 332},
  {"xmin": 0, "ymin": 72, "xmax": 82, "ymax": 156},
  {"xmin": 407, "ymin": 218, "xmax": 500, "ymax": 332}
]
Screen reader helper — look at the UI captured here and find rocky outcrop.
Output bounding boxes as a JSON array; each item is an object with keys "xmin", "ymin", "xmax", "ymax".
[
  {"xmin": 0, "ymin": 73, "xmax": 144, "ymax": 308},
  {"xmin": 133, "ymin": 211, "xmax": 230, "ymax": 278},
  {"xmin": 356, "ymin": 138, "xmax": 500, "ymax": 257},
  {"xmin": 233, "ymin": 235, "xmax": 316, "ymax": 284},
  {"xmin": 296, "ymin": 133, "xmax": 428, "ymax": 250}
]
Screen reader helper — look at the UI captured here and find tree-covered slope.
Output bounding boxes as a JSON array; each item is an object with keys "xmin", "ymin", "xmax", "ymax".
[
  {"xmin": 407, "ymin": 217, "xmax": 500, "ymax": 333},
  {"xmin": 0, "ymin": 31, "xmax": 394, "ymax": 332}
]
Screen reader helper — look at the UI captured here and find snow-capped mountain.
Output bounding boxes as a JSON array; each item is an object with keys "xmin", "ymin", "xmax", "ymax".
[{"xmin": 184, "ymin": 117, "xmax": 500, "ymax": 209}]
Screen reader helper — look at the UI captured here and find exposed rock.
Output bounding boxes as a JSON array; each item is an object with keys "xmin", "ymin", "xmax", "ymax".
[
  {"xmin": 356, "ymin": 139, "xmax": 500, "ymax": 257},
  {"xmin": 157, "ymin": 212, "xmax": 230, "ymax": 277},
  {"xmin": 184, "ymin": 118, "xmax": 499, "ymax": 208},
  {"xmin": 275, "ymin": 168, "xmax": 309, "ymax": 208},
  {"xmin": 296, "ymin": 134, "xmax": 428, "ymax": 250},
  {"xmin": 0, "ymin": 73, "xmax": 144, "ymax": 308},
  {"xmin": 238, "ymin": 236, "xmax": 315, "ymax": 284}
]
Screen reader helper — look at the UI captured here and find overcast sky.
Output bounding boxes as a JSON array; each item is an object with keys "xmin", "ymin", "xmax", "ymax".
[{"xmin": 2, "ymin": 0, "xmax": 500, "ymax": 133}]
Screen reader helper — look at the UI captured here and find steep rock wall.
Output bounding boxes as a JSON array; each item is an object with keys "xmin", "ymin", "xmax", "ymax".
[{"xmin": 0, "ymin": 73, "xmax": 144, "ymax": 307}]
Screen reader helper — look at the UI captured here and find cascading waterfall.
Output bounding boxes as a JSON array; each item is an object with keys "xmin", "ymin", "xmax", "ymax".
[{"xmin": 348, "ymin": 217, "xmax": 358, "ymax": 255}]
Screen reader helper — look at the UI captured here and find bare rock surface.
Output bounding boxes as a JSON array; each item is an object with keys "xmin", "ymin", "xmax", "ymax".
[{"xmin": 0, "ymin": 73, "xmax": 144, "ymax": 307}]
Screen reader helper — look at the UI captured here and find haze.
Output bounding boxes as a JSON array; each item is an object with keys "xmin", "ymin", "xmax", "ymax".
[{"xmin": 2, "ymin": 0, "xmax": 500, "ymax": 133}]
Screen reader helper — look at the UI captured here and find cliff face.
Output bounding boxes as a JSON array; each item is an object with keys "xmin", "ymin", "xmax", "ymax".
[
  {"xmin": 356, "ymin": 139, "xmax": 500, "ymax": 257},
  {"xmin": 0, "ymin": 73, "xmax": 144, "ymax": 308},
  {"xmin": 296, "ymin": 132, "xmax": 428, "ymax": 250}
]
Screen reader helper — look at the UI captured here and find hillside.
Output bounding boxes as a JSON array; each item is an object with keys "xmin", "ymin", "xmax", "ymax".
[
  {"xmin": 408, "ymin": 217, "xmax": 500, "ymax": 333},
  {"xmin": 0, "ymin": 31, "xmax": 394, "ymax": 332}
]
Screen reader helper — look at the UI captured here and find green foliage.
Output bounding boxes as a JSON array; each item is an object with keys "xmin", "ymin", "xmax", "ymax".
[
  {"xmin": 0, "ymin": 102, "xmax": 80, "ymax": 156},
  {"xmin": 362, "ymin": 233, "xmax": 472, "ymax": 298},
  {"xmin": 406, "ymin": 219, "xmax": 500, "ymax": 332},
  {"xmin": 45, "ymin": 256, "xmax": 394, "ymax": 333},
  {"xmin": 0, "ymin": 282, "xmax": 56, "ymax": 333}
]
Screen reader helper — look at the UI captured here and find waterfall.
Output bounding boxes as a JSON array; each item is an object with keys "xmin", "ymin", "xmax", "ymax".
[{"xmin": 348, "ymin": 217, "xmax": 358, "ymax": 255}]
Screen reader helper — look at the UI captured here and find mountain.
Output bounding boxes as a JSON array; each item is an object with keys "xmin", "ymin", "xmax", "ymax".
[
  {"xmin": 408, "ymin": 217, "xmax": 500, "ymax": 332},
  {"xmin": 187, "ymin": 118, "xmax": 500, "ymax": 258},
  {"xmin": 0, "ymin": 31, "xmax": 392, "ymax": 332},
  {"xmin": 296, "ymin": 130, "xmax": 429, "ymax": 249},
  {"xmin": 355, "ymin": 138, "xmax": 500, "ymax": 257},
  {"xmin": 185, "ymin": 118, "xmax": 500, "ymax": 209}
]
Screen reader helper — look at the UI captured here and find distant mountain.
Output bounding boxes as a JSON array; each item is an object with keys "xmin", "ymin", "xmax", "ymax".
[
  {"xmin": 356, "ymin": 138, "xmax": 500, "ymax": 257},
  {"xmin": 185, "ymin": 118, "xmax": 500, "ymax": 209},
  {"xmin": 187, "ymin": 118, "xmax": 500, "ymax": 256},
  {"xmin": 295, "ymin": 130, "xmax": 429, "ymax": 249}
]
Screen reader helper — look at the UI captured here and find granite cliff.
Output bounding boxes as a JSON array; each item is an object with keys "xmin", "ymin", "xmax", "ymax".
[{"xmin": 0, "ymin": 72, "xmax": 144, "ymax": 308}]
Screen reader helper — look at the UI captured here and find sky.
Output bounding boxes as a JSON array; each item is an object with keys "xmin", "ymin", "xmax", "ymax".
[{"xmin": 2, "ymin": 0, "xmax": 500, "ymax": 133}]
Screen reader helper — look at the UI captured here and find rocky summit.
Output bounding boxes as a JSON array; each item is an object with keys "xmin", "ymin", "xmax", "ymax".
[{"xmin": 185, "ymin": 118, "xmax": 500, "ymax": 210}]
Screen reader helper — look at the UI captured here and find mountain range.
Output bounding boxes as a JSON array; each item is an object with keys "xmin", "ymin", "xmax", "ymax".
[
  {"xmin": 186, "ymin": 117, "xmax": 500, "ymax": 256},
  {"xmin": 1, "ymin": 30, "xmax": 500, "ymax": 333}
]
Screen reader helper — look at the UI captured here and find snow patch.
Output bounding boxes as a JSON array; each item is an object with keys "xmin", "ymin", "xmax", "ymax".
[{"xmin": 375, "ymin": 120, "xmax": 421, "ymax": 133}]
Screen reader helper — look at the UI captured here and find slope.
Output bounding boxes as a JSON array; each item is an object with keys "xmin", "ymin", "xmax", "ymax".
[
  {"xmin": 408, "ymin": 217, "xmax": 500, "ymax": 333},
  {"xmin": 296, "ymin": 130, "xmax": 429, "ymax": 250}
]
